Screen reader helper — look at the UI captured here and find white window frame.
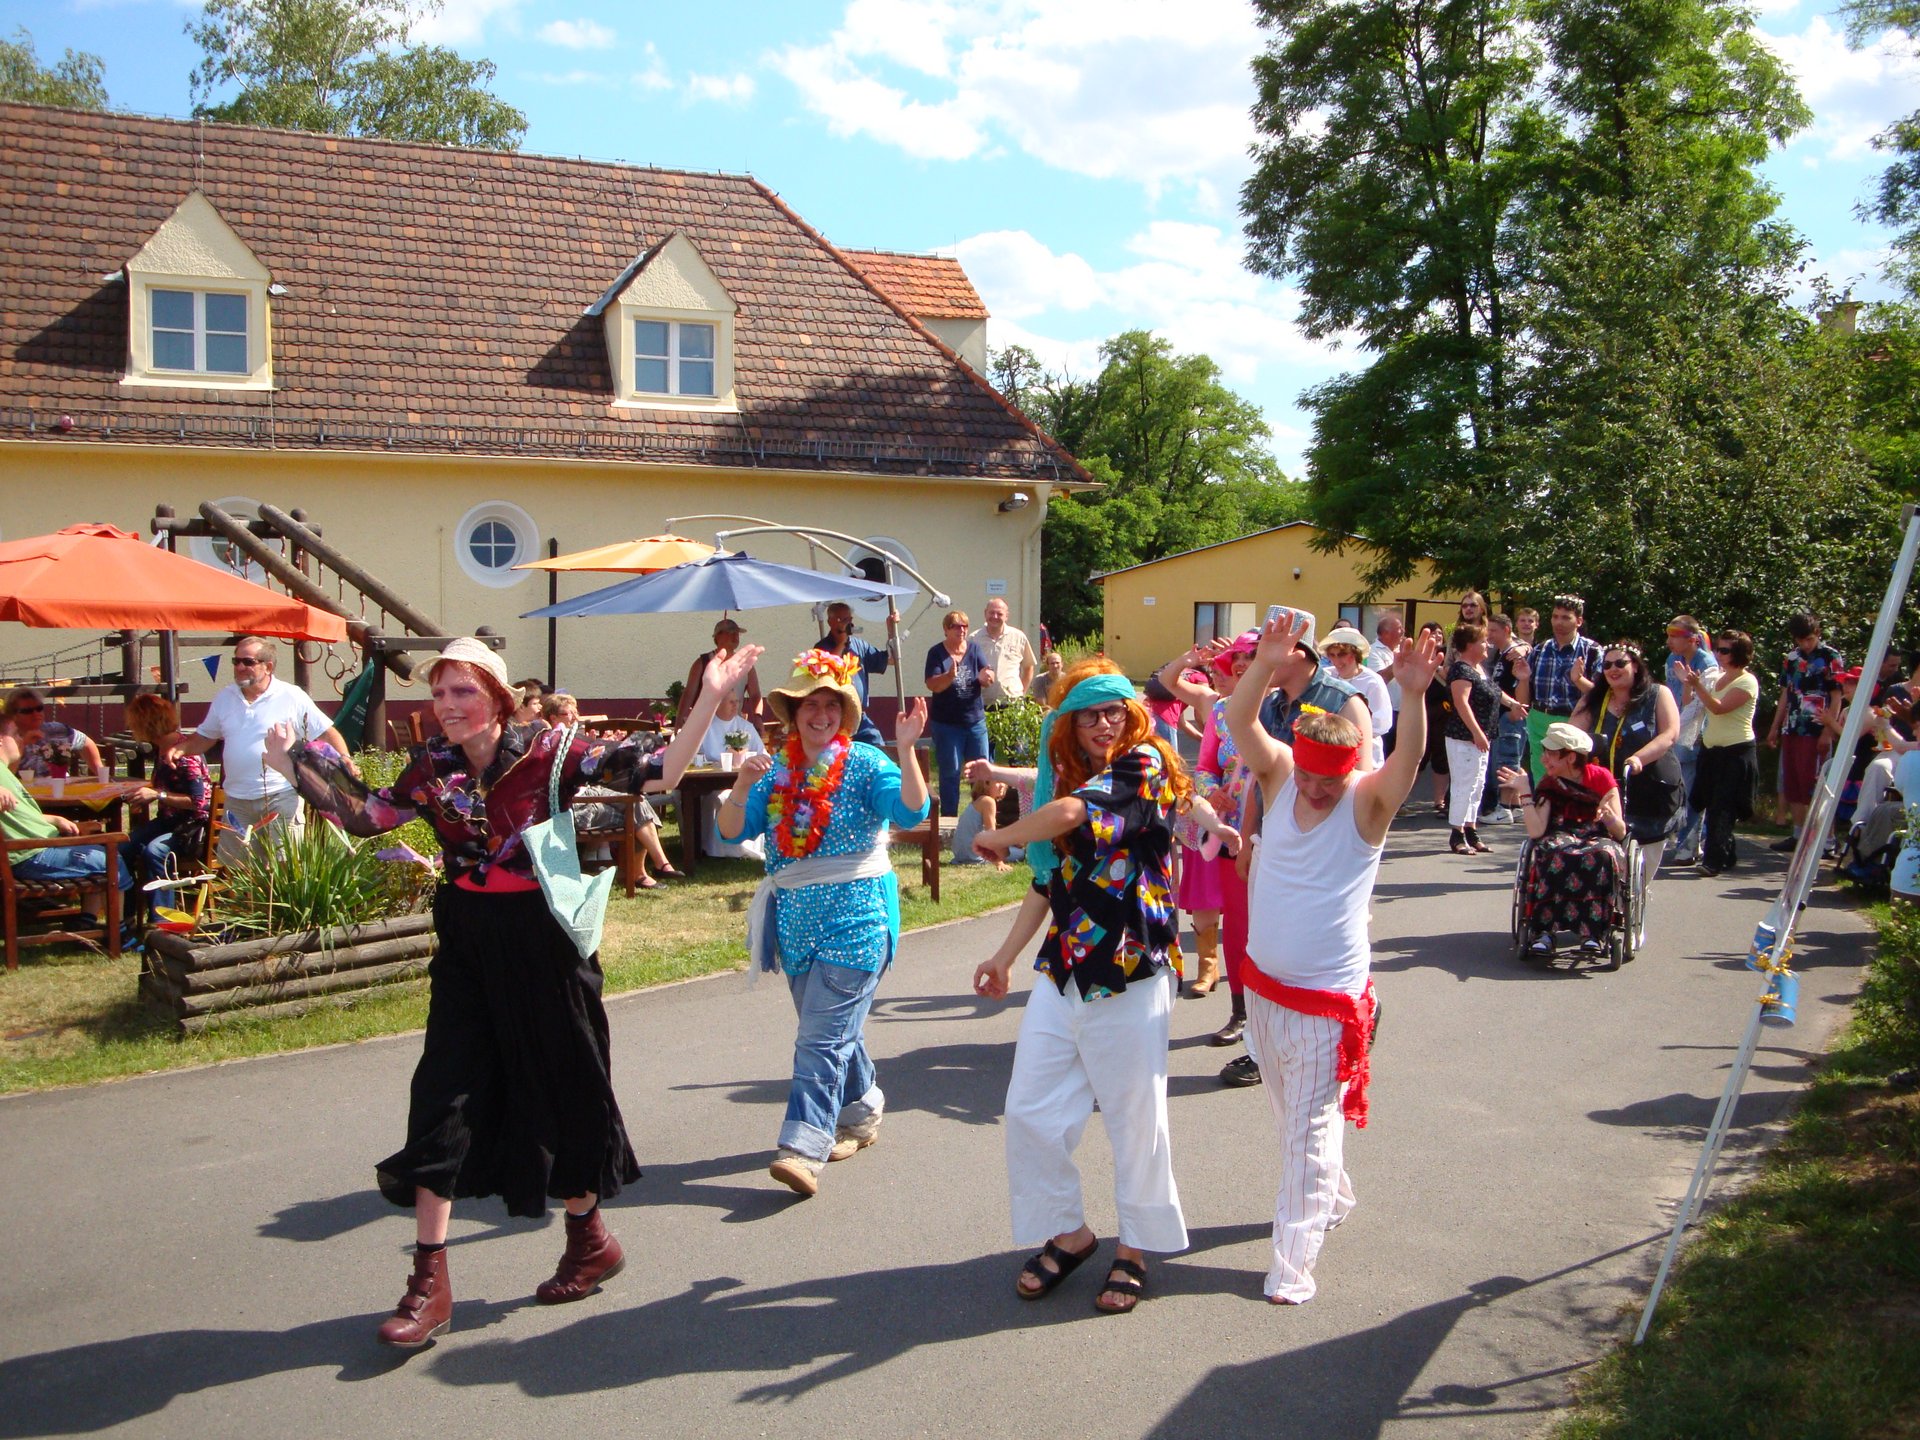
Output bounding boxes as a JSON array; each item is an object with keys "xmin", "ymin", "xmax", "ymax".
[
  {"xmin": 150, "ymin": 288, "xmax": 251, "ymax": 376},
  {"xmin": 632, "ymin": 318, "xmax": 719, "ymax": 398},
  {"xmin": 608, "ymin": 303, "xmax": 736, "ymax": 414},
  {"xmin": 124, "ymin": 273, "xmax": 274, "ymax": 392},
  {"xmin": 454, "ymin": 501, "xmax": 539, "ymax": 589}
]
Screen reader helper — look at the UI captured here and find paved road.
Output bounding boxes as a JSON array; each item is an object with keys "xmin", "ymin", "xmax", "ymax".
[{"xmin": 0, "ymin": 816, "xmax": 1871, "ymax": 1439}]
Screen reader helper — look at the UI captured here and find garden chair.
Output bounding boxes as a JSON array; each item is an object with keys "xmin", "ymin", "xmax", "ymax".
[
  {"xmin": 1, "ymin": 820, "xmax": 126, "ymax": 971},
  {"xmin": 573, "ymin": 793, "xmax": 654, "ymax": 899}
]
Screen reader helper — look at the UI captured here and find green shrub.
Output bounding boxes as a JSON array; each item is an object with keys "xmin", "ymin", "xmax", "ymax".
[
  {"xmin": 218, "ymin": 818, "xmax": 431, "ymax": 940},
  {"xmin": 985, "ymin": 697, "xmax": 1045, "ymax": 767},
  {"xmin": 351, "ymin": 749, "xmax": 440, "ymax": 858},
  {"xmin": 1861, "ymin": 901, "xmax": 1920, "ymax": 1067}
]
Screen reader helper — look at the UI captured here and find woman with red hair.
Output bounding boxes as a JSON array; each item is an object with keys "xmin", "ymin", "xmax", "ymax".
[
  {"xmin": 266, "ymin": 636, "xmax": 759, "ymax": 1349},
  {"xmin": 972, "ymin": 658, "xmax": 1237, "ymax": 1315}
]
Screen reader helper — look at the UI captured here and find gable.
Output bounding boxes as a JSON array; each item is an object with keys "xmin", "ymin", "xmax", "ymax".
[{"xmin": 126, "ymin": 190, "xmax": 270, "ymax": 283}]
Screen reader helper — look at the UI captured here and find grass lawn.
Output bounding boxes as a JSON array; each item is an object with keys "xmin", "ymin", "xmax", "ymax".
[
  {"xmin": 0, "ymin": 844, "xmax": 1027, "ymax": 1095},
  {"xmin": 1553, "ymin": 902, "xmax": 1920, "ymax": 1439}
]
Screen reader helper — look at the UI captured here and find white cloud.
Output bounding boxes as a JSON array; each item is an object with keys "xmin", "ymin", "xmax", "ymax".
[
  {"xmin": 953, "ymin": 224, "xmax": 1347, "ymax": 391},
  {"xmin": 530, "ymin": 69, "xmax": 616, "ymax": 88},
  {"xmin": 685, "ymin": 72, "xmax": 757, "ymax": 105},
  {"xmin": 408, "ymin": 0, "xmax": 524, "ymax": 46},
  {"xmin": 632, "ymin": 42, "xmax": 672, "ymax": 92},
  {"xmin": 1757, "ymin": 14, "xmax": 1920, "ymax": 164},
  {"xmin": 537, "ymin": 18, "xmax": 616, "ymax": 51},
  {"xmin": 771, "ymin": 0, "xmax": 1262, "ymax": 194}
]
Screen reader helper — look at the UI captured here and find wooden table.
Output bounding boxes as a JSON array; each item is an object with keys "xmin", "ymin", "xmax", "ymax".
[
  {"xmin": 23, "ymin": 778, "xmax": 150, "ymax": 827},
  {"xmin": 674, "ymin": 766, "xmax": 743, "ymax": 873}
]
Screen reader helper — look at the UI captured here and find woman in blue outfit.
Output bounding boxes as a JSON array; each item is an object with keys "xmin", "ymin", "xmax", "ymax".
[
  {"xmin": 924, "ymin": 609, "xmax": 996, "ymax": 818},
  {"xmin": 719, "ymin": 649, "xmax": 930, "ymax": 1197}
]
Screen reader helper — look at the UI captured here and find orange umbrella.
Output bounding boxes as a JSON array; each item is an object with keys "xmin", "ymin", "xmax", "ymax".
[
  {"xmin": 0, "ymin": 523, "xmax": 348, "ymax": 641},
  {"xmin": 515, "ymin": 533, "xmax": 717, "ymax": 573}
]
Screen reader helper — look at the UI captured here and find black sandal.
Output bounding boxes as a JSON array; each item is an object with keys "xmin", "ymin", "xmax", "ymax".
[
  {"xmin": 1094, "ymin": 1257, "xmax": 1147, "ymax": 1315},
  {"xmin": 1017, "ymin": 1236, "xmax": 1098, "ymax": 1301}
]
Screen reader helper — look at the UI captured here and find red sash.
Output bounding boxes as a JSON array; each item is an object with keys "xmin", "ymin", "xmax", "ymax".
[{"xmin": 1240, "ymin": 968, "xmax": 1377, "ymax": 1129}]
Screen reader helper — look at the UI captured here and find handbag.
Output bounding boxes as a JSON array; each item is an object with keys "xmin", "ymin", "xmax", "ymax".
[{"xmin": 523, "ymin": 723, "xmax": 614, "ymax": 960}]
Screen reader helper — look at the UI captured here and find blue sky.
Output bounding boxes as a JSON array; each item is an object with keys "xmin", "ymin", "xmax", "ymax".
[{"xmin": 7, "ymin": 0, "xmax": 1914, "ymax": 476}]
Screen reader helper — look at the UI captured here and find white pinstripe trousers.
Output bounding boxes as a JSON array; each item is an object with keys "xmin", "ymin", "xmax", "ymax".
[
  {"xmin": 1245, "ymin": 996, "xmax": 1357, "ymax": 1303},
  {"xmin": 1002, "ymin": 966, "xmax": 1189, "ymax": 1254}
]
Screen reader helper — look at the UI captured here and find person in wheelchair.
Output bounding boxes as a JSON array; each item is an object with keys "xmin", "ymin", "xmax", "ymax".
[{"xmin": 1499, "ymin": 723, "xmax": 1629, "ymax": 959}]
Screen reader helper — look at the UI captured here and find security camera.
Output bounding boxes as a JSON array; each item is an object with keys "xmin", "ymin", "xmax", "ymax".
[{"xmin": 998, "ymin": 492, "xmax": 1031, "ymax": 513}]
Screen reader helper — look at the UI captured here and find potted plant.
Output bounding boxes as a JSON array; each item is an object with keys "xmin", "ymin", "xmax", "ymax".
[{"xmin": 722, "ymin": 730, "xmax": 749, "ymax": 772}]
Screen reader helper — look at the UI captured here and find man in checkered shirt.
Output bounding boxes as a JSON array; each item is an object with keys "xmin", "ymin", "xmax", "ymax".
[{"xmin": 1516, "ymin": 596, "xmax": 1602, "ymax": 782}]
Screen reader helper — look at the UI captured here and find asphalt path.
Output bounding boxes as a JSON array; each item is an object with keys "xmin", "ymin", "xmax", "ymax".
[{"xmin": 0, "ymin": 813, "xmax": 1872, "ymax": 1439}]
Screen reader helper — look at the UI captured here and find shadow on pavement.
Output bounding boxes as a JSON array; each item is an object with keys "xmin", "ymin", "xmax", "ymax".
[
  {"xmin": 0, "ymin": 1297, "xmax": 533, "ymax": 1437},
  {"xmin": 671, "ymin": 1039, "xmax": 1014, "ymax": 1130},
  {"xmin": 1372, "ymin": 928, "xmax": 1598, "ymax": 984}
]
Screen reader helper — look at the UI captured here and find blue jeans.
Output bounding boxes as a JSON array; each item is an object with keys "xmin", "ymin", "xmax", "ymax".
[
  {"xmin": 1674, "ymin": 742, "xmax": 1703, "ymax": 853},
  {"xmin": 782, "ymin": 960, "xmax": 886, "ymax": 1162},
  {"xmin": 930, "ymin": 718, "xmax": 989, "ymax": 816},
  {"xmin": 13, "ymin": 844, "xmax": 133, "ymax": 893},
  {"xmin": 1484, "ymin": 717, "xmax": 1528, "ymax": 812}
]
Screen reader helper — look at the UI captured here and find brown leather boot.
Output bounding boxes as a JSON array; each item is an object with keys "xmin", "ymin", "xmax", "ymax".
[
  {"xmin": 536, "ymin": 1207, "xmax": 626, "ymax": 1304},
  {"xmin": 377, "ymin": 1245, "xmax": 451, "ymax": 1349},
  {"xmin": 1186, "ymin": 924, "xmax": 1222, "ymax": 997}
]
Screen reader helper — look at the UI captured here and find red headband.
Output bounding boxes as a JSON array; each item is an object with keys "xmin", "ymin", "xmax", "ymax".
[{"xmin": 1294, "ymin": 732, "xmax": 1361, "ymax": 777}]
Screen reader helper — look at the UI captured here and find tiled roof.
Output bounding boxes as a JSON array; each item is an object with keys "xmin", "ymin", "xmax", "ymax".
[
  {"xmin": 842, "ymin": 250, "xmax": 989, "ymax": 321},
  {"xmin": 0, "ymin": 104, "xmax": 1084, "ymax": 483}
]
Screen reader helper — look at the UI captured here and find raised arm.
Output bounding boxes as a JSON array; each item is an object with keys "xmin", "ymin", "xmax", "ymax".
[
  {"xmin": 662, "ymin": 645, "xmax": 766, "ymax": 786},
  {"xmin": 263, "ymin": 721, "xmax": 417, "ymax": 838},
  {"xmin": 1355, "ymin": 629, "xmax": 1443, "ymax": 839},
  {"xmin": 1225, "ymin": 611, "xmax": 1313, "ymax": 800},
  {"xmin": 1155, "ymin": 646, "xmax": 1221, "ymax": 711}
]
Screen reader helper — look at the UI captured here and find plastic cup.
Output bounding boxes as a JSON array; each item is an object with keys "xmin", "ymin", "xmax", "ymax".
[{"xmin": 49, "ymin": 777, "xmax": 65, "ymax": 799}]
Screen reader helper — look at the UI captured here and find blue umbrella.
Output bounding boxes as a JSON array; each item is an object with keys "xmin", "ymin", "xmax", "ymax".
[{"xmin": 521, "ymin": 549, "xmax": 915, "ymax": 619}]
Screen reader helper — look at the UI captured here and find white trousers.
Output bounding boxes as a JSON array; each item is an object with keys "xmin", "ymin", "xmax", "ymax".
[
  {"xmin": 1003, "ymin": 966, "xmax": 1188, "ymax": 1254},
  {"xmin": 1445, "ymin": 736, "xmax": 1487, "ymax": 827},
  {"xmin": 1246, "ymin": 996, "xmax": 1356, "ymax": 1303},
  {"xmin": 1855, "ymin": 753, "xmax": 1897, "ymax": 827}
]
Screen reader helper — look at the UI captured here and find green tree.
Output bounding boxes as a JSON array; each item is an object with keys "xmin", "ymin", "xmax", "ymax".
[
  {"xmin": 996, "ymin": 332, "xmax": 1308, "ymax": 642},
  {"xmin": 0, "ymin": 28, "xmax": 108, "ymax": 109},
  {"xmin": 1843, "ymin": 0, "xmax": 1920, "ymax": 294},
  {"xmin": 1241, "ymin": 0, "xmax": 1865, "ymax": 656},
  {"xmin": 187, "ymin": 0, "xmax": 526, "ymax": 149}
]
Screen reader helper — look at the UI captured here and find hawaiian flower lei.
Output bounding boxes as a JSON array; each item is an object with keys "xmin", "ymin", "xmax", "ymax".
[{"xmin": 767, "ymin": 732, "xmax": 850, "ymax": 858}]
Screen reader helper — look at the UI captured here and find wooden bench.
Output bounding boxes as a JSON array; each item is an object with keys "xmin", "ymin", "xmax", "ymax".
[{"xmin": 891, "ymin": 746, "xmax": 943, "ymax": 903}]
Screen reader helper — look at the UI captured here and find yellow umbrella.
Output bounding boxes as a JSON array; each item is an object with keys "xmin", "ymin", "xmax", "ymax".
[{"xmin": 514, "ymin": 534, "xmax": 717, "ymax": 574}]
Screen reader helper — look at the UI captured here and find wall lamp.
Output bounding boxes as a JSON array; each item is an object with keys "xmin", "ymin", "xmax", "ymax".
[{"xmin": 998, "ymin": 492, "xmax": 1031, "ymax": 513}]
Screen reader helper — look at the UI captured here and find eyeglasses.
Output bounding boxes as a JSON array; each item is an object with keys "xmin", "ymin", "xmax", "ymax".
[
  {"xmin": 1713, "ymin": 646, "xmax": 1733, "ymax": 655},
  {"xmin": 1073, "ymin": 704, "xmax": 1130, "ymax": 728},
  {"xmin": 944, "ymin": 622, "xmax": 966, "ymax": 631},
  {"xmin": 1602, "ymin": 658, "xmax": 1632, "ymax": 670},
  {"xmin": 232, "ymin": 657, "xmax": 266, "ymax": 669},
  {"xmin": 12, "ymin": 702, "xmax": 43, "ymax": 714}
]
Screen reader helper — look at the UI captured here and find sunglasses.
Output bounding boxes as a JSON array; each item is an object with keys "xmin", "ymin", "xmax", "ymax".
[
  {"xmin": 1714, "ymin": 646, "xmax": 1733, "ymax": 655},
  {"xmin": 232, "ymin": 656, "xmax": 266, "ymax": 668},
  {"xmin": 1073, "ymin": 704, "xmax": 1130, "ymax": 728},
  {"xmin": 1602, "ymin": 658, "xmax": 1632, "ymax": 670},
  {"xmin": 944, "ymin": 622, "xmax": 966, "ymax": 631},
  {"xmin": 12, "ymin": 702, "xmax": 44, "ymax": 714}
]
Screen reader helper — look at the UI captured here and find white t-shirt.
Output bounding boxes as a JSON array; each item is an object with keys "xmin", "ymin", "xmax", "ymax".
[{"xmin": 194, "ymin": 676, "xmax": 336, "ymax": 799}]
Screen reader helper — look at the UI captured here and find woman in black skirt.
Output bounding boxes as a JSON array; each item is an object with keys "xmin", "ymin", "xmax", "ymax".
[{"xmin": 265, "ymin": 636, "xmax": 760, "ymax": 1348}]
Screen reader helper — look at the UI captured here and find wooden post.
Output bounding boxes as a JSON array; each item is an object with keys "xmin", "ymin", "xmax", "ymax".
[{"xmin": 364, "ymin": 628, "xmax": 389, "ymax": 746}]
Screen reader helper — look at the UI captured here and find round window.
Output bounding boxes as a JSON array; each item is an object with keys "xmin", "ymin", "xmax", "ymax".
[
  {"xmin": 842, "ymin": 536, "xmax": 920, "ymax": 624},
  {"xmin": 454, "ymin": 502, "xmax": 538, "ymax": 589},
  {"xmin": 185, "ymin": 496, "xmax": 266, "ymax": 583}
]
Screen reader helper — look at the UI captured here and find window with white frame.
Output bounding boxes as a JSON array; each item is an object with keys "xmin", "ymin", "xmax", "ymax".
[
  {"xmin": 151, "ymin": 289, "xmax": 250, "ymax": 375},
  {"xmin": 1194, "ymin": 602, "xmax": 1256, "ymax": 646},
  {"xmin": 454, "ymin": 501, "xmax": 539, "ymax": 589},
  {"xmin": 634, "ymin": 319, "xmax": 718, "ymax": 397}
]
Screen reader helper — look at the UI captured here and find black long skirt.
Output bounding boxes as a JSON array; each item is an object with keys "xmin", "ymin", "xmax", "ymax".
[{"xmin": 375, "ymin": 885, "xmax": 641, "ymax": 1218}]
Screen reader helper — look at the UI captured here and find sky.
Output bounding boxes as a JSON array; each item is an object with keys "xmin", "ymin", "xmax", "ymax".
[{"xmin": 6, "ymin": 0, "xmax": 1915, "ymax": 477}]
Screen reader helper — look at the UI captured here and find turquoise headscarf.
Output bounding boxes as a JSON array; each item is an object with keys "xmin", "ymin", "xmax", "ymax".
[{"xmin": 1028, "ymin": 671, "xmax": 1140, "ymax": 886}]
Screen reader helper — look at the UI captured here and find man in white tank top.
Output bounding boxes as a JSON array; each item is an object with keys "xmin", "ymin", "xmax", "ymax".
[{"xmin": 1224, "ymin": 610, "xmax": 1441, "ymax": 1304}]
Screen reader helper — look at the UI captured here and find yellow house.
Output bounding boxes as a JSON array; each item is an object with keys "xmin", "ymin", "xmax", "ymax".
[
  {"xmin": 0, "ymin": 105, "xmax": 1090, "ymax": 727},
  {"xmin": 1097, "ymin": 523, "xmax": 1454, "ymax": 677}
]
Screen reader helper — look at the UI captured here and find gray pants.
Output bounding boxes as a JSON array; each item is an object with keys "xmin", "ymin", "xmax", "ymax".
[{"xmin": 217, "ymin": 790, "xmax": 303, "ymax": 863}]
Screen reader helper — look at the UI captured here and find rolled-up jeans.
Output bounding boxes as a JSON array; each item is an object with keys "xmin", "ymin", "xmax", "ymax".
[
  {"xmin": 1484, "ymin": 717, "xmax": 1528, "ymax": 814},
  {"xmin": 930, "ymin": 718, "xmax": 989, "ymax": 816},
  {"xmin": 781, "ymin": 959, "xmax": 886, "ymax": 1163},
  {"xmin": 1673, "ymin": 742, "xmax": 1703, "ymax": 852}
]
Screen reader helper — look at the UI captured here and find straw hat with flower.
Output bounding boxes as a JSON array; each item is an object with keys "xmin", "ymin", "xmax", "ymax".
[{"xmin": 767, "ymin": 650, "xmax": 864, "ymax": 736}]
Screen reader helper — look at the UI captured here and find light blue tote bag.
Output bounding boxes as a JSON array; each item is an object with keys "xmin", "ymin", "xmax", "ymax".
[{"xmin": 525, "ymin": 723, "xmax": 614, "ymax": 959}]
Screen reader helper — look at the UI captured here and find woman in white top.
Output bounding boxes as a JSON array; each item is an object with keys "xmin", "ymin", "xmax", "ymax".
[
  {"xmin": 1319, "ymin": 628, "xmax": 1392, "ymax": 767},
  {"xmin": 695, "ymin": 693, "xmax": 766, "ymax": 860}
]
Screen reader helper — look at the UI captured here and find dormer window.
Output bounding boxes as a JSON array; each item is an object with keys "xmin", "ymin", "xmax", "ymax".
[
  {"xmin": 122, "ymin": 190, "xmax": 273, "ymax": 391},
  {"xmin": 588, "ymin": 232, "xmax": 736, "ymax": 412},
  {"xmin": 635, "ymin": 319, "xmax": 717, "ymax": 397},
  {"xmin": 152, "ymin": 289, "xmax": 250, "ymax": 375}
]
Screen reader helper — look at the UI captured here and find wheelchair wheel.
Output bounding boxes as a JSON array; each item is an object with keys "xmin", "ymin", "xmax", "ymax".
[
  {"xmin": 1616, "ymin": 838, "xmax": 1641, "ymax": 965},
  {"xmin": 1511, "ymin": 840, "xmax": 1533, "ymax": 960}
]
